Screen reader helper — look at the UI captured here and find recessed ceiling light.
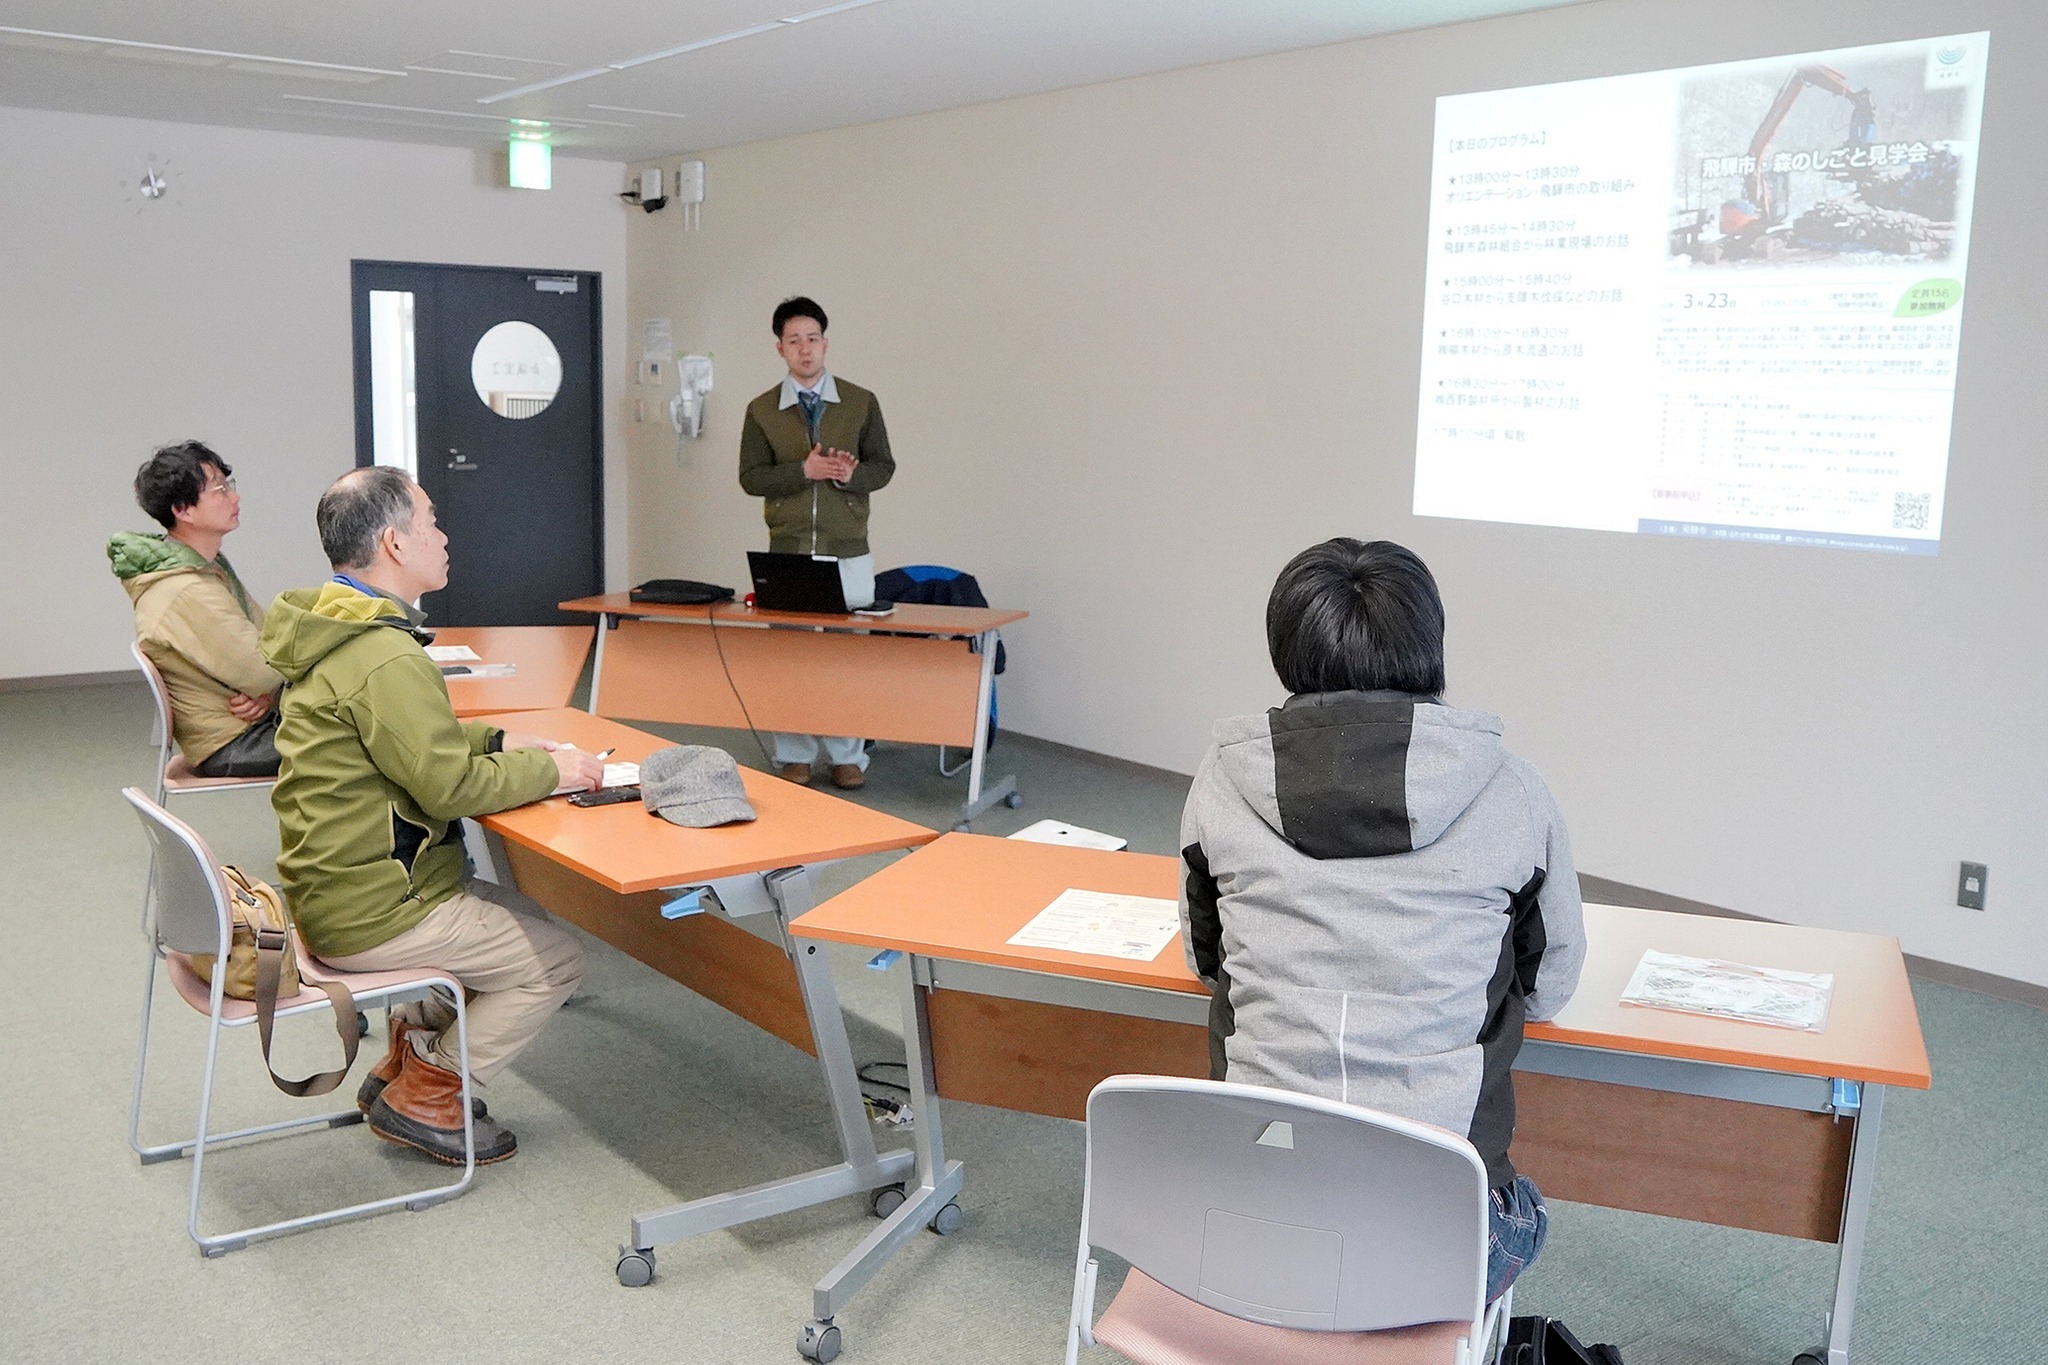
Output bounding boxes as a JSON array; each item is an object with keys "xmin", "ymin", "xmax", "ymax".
[
  {"xmin": 260, "ymin": 105, "xmax": 503, "ymax": 137},
  {"xmin": 587, "ymin": 104, "xmax": 690, "ymax": 120},
  {"xmin": 478, "ymin": 0, "xmax": 886, "ymax": 105},
  {"xmin": 279, "ymin": 93, "xmax": 608, "ymax": 129},
  {"xmin": 227, "ymin": 59, "xmax": 387, "ymax": 83},
  {"xmin": 103, "ymin": 47, "xmax": 223, "ymax": 68},
  {"xmin": 0, "ymin": 24, "xmax": 404, "ymax": 77},
  {"xmin": 404, "ymin": 65, "xmax": 517, "ymax": 81},
  {"xmin": 445, "ymin": 49, "xmax": 568, "ymax": 67},
  {"xmin": 0, "ymin": 31, "xmax": 91, "ymax": 53}
]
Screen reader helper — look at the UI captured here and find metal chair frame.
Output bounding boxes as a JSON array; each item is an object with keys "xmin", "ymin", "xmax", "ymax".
[{"xmin": 122, "ymin": 787, "xmax": 477, "ymax": 1256}]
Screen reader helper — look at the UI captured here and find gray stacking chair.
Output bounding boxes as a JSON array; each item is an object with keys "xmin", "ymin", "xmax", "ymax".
[
  {"xmin": 122, "ymin": 787, "xmax": 478, "ymax": 1256},
  {"xmin": 1067, "ymin": 1075, "xmax": 1511, "ymax": 1365}
]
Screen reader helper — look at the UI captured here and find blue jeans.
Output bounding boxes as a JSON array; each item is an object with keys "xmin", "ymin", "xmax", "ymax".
[{"xmin": 1488, "ymin": 1175, "xmax": 1549, "ymax": 1301}]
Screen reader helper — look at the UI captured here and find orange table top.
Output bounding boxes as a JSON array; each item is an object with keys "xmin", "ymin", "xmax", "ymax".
[
  {"xmin": 791, "ymin": 833, "xmax": 1931, "ymax": 1089},
  {"xmin": 471, "ymin": 708, "xmax": 938, "ymax": 894},
  {"xmin": 437, "ymin": 626, "xmax": 593, "ymax": 718},
  {"xmin": 796, "ymin": 833, "xmax": 1196, "ymax": 994},
  {"xmin": 560, "ymin": 593, "xmax": 1027, "ymax": 637}
]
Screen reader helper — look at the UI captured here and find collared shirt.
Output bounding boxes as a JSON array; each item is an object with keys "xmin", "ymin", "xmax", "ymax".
[{"xmin": 777, "ymin": 371, "xmax": 840, "ymax": 410}]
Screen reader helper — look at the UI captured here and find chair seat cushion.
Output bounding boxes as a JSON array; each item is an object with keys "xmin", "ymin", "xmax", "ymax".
[
  {"xmin": 163, "ymin": 754, "xmax": 273, "ymax": 792},
  {"xmin": 1093, "ymin": 1269, "xmax": 1472, "ymax": 1365},
  {"xmin": 166, "ymin": 952, "xmax": 336, "ymax": 1020}
]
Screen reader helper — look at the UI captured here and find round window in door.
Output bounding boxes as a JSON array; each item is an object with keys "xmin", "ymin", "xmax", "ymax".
[{"xmin": 470, "ymin": 321, "xmax": 562, "ymax": 419}]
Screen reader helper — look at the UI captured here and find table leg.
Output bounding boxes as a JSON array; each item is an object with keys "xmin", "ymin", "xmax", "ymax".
[
  {"xmin": 952, "ymin": 629, "xmax": 1019, "ymax": 829},
  {"xmin": 1817, "ymin": 1083, "xmax": 1886, "ymax": 1365},
  {"xmin": 806, "ymin": 952, "xmax": 964, "ymax": 1324},
  {"xmin": 586, "ymin": 613, "xmax": 611, "ymax": 714},
  {"xmin": 624, "ymin": 867, "xmax": 913, "ymax": 1256}
]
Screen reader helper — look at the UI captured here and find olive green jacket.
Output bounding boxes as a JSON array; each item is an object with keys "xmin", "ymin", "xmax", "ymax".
[
  {"xmin": 737, "ymin": 377, "xmax": 895, "ymax": 556},
  {"xmin": 261, "ymin": 583, "xmax": 557, "ymax": 958},
  {"xmin": 107, "ymin": 532, "xmax": 284, "ymax": 765}
]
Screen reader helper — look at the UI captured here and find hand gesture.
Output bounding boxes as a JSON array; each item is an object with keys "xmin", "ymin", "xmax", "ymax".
[
  {"xmin": 802, "ymin": 444, "xmax": 839, "ymax": 480},
  {"xmin": 226, "ymin": 690, "xmax": 275, "ymax": 723}
]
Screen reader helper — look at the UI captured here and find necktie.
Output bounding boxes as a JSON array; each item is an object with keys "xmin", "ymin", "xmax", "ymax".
[{"xmin": 797, "ymin": 390, "xmax": 822, "ymax": 440}]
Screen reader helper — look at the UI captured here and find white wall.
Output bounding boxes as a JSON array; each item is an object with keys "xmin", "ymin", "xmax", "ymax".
[
  {"xmin": 0, "ymin": 106, "xmax": 629, "ymax": 680},
  {"xmin": 621, "ymin": 0, "xmax": 2046, "ymax": 984}
]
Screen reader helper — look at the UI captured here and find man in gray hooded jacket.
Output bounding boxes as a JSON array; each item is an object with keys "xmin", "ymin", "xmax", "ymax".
[{"xmin": 1178, "ymin": 537, "xmax": 1585, "ymax": 1301}]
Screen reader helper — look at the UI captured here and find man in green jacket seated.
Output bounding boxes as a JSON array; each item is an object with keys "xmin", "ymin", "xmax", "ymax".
[
  {"xmin": 108, "ymin": 441, "xmax": 285, "ymax": 777},
  {"xmin": 263, "ymin": 466, "xmax": 604, "ymax": 1165}
]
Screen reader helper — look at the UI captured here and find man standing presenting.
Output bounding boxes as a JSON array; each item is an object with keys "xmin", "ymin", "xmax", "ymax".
[
  {"xmin": 262, "ymin": 466, "xmax": 602, "ymax": 1166},
  {"xmin": 737, "ymin": 296, "xmax": 896, "ymax": 789},
  {"xmin": 108, "ymin": 441, "xmax": 285, "ymax": 776}
]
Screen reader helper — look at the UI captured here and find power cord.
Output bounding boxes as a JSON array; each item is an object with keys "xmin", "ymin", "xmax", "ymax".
[
  {"xmin": 705, "ymin": 606, "xmax": 777, "ymax": 770},
  {"xmin": 858, "ymin": 1061, "xmax": 914, "ymax": 1124}
]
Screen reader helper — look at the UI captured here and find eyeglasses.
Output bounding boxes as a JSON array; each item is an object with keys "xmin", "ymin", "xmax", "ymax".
[{"xmin": 201, "ymin": 476, "xmax": 238, "ymax": 496}]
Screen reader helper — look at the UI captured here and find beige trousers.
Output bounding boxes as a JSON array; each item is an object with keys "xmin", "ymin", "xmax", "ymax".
[{"xmin": 322, "ymin": 879, "xmax": 585, "ymax": 1085}]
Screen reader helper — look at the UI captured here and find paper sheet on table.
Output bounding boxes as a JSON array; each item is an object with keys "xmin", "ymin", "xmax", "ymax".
[
  {"xmin": 1006, "ymin": 888, "xmax": 1180, "ymax": 961},
  {"xmin": 425, "ymin": 645, "xmax": 481, "ymax": 663},
  {"xmin": 445, "ymin": 663, "xmax": 517, "ymax": 679},
  {"xmin": 1620, "ymin": 949, "xmax": 1834, "ymax": 1031},
  {"xmin": 552, "ymin": 762, "xmax": 640, "ymax": 796}
]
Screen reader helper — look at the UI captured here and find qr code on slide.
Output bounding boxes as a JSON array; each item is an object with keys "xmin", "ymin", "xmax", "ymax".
[{"xmin": 1893, "ymin": 492, "xmax": 1931, "ymax": 531}]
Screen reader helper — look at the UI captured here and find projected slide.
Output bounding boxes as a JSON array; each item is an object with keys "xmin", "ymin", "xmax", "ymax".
[{"xmin": 1414, "ymin": 34, "xmax": 1988, "ymax": 554}]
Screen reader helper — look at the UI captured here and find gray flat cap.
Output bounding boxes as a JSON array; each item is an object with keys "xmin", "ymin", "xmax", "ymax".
[{"xmin": 640, "ymin": 745, "xmax": 757, "ymax": 828}]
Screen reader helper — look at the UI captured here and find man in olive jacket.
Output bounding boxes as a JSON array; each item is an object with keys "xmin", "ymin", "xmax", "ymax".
[
  {"xmin": 263, "ymin": 467, "xmax": 603, "ymax": 1166},
  {"xmin": 737, "ymin": 296, "xmax": 895, "ymax": 789},
  {"xmin": 108, "ymin": 441, "xmax": 284, "ymax": 776}
]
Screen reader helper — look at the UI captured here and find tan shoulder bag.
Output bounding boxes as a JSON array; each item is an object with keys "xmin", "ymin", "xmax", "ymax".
[{"xmin": 191, "ymin": 866, "xmax": 360, "ymax": 1097}]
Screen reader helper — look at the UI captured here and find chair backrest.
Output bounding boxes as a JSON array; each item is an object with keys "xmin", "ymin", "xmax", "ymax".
[
  {"xmin": 122, "ymin": 787, "xmax": 232, "ymax": 959},
  {"xmin": 130, "ymin": 641, "xmax": 176, "ymax": 768},
  {"xmin": 1082, "ymin": 1076, "xmax": 1488, "ymax": 1334}
]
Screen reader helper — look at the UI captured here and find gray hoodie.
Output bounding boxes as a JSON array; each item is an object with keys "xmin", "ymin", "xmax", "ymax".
[{"xmin": 1178, "ymin": 690, "xmax": 1584, "ymax": 1187}]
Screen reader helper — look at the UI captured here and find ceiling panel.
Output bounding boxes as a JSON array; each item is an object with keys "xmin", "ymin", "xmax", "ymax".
[{"xmin": 0, "ymin": 0, "xmax": 1590, "ymax": 161}]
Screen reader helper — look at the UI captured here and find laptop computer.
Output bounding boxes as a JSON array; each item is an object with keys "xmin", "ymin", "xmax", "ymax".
[{"xmin": 748, "ymin": 551, "xmax": 886, "ymax": 614}]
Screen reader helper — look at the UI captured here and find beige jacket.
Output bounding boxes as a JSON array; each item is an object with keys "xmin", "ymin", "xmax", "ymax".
[{"xmin": 107, "ymin": 532, "xmax": 284, "ymax": 764}]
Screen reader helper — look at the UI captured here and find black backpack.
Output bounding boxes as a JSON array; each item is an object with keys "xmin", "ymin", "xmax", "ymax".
[
  {"xmin": 1502, "ymin": 1317, "xmax": 1626, "ymax": 1365},
  {"xmin": 628, "ymin": 578, "xmax": 734, "ymax": 606}
]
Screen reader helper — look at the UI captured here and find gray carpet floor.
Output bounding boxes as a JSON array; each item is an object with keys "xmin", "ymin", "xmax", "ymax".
[{"xmin": 2, "ymin": 680, "xmax": 2036, "ymax": 1363}]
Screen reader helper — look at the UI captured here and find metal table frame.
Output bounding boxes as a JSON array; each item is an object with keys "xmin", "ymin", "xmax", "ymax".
[
  {"xmin": 469, "ymin": 826, "xmax": 940, "ymax": 1352},
  {"xmin": 873, "ymin": 952, "xmax": 1888, "ymax": 1365}
]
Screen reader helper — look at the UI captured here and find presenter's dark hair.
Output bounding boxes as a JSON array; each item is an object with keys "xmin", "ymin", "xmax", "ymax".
[
  {"xmin": 772, "ymin": 296, "xmax": 828, "ymax": 337},
  {"xmin": 1266, "ymin": 539, "xmax": 1446, "ymax": 697},
  {"xmin": 317, "ymin": 466, "xmax": 417, "ymax": 570},
  {"xmin": 134, "ymin": 441, "xmax": 231, "ymax": 530}
]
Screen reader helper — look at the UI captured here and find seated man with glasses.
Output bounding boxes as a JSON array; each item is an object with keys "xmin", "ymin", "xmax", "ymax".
[{"xmin": 107, "ymin": 440, "xmax": 285, "ymax": 777}]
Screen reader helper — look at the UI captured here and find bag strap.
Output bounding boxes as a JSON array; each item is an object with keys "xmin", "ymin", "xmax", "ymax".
[{"xmin": 251, "ymin": 925, "xmax": 359, "ymax": 1098}]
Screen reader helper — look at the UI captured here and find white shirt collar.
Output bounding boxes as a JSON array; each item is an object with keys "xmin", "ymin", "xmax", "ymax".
[{"xmin": 778, "ymin": 371, "xmax": 839, "ymax": 409}]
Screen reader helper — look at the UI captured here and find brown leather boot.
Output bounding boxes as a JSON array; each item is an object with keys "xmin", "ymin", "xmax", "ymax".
[
  {"xmin": 778, "ymin": 762, "xmax": 814, "ymax": 785},
  {"xmin": 356, "ymin": 1019, "xmax": 412, "ymax": 1113},
  {"xmin": 357, "ymin": 1019, "xmax": 487, "ymax": 1119},
  {"xmin": 829, "ymin": 764, "xmax": 865, "ymax": 790},
  {"xmin": 367, "ymin": 1043, "xmax": 516, "ymax": 1166}
]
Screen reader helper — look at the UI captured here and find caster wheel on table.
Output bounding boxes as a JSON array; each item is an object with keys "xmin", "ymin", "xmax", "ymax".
[
  {"xmin": 615, "ymin": 1246, "xmax": 655, "ymax": 1287},
  {"xmin": 1792, "ymin": 1354, "xmax": 1827, "ymax": 1365},
  {"xmin": 798, "ymin": 1319, "xmax": 842, "ymax": 1362},
  {"xmin": 928, "ymin": 1201, "xmax": 962, "ymax": 1235},
  {"xmin": 356, "ymin": 1011, "xmax": 370, "ymax": 1038},
  {"xmin": 1003, "ymin": 792, "xmax": 1023, "ymax": 809},
  {"xmin": 871, "ymin": 1183, "xmax": 906, "ymax": 1218}
]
